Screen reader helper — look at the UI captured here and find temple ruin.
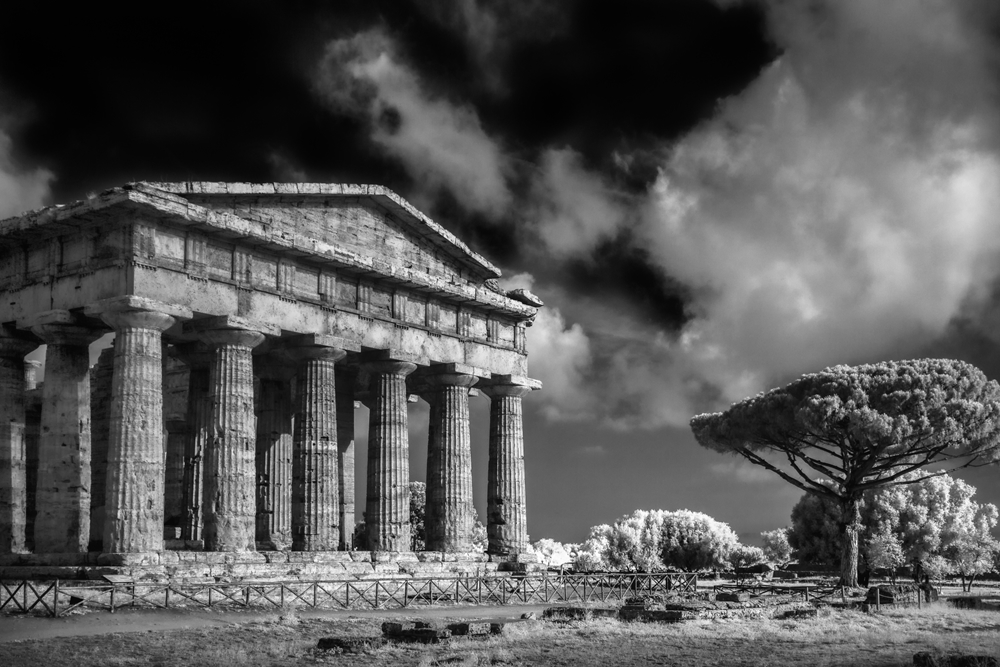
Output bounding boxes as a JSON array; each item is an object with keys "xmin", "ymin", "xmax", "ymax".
[{"xmin": 0, "ymin": 182, "xmax": 541, "ymax": 581}]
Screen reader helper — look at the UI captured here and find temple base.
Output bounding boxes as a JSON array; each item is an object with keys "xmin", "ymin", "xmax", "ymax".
[{"xmin": 0, "ymin": 551, "xmax": 540, "ymax": 582}]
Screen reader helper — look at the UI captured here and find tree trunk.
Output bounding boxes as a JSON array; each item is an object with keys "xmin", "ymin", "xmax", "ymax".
[{"xmin": 839, "ymin": 496, "xmax": 861, "ymax": 589}]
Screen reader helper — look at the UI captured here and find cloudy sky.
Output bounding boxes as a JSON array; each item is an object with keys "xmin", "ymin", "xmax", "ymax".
[{"xmin": 3, "ymin": 0, "xmax": 1000, "ymax": 546}]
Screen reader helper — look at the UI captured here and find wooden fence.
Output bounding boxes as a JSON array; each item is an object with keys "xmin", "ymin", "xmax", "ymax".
[{"xmin": 0, "ymin": 572, "xmax": 698, "ymax": 618}]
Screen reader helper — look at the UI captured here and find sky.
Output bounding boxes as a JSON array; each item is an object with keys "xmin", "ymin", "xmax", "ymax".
[{"xmin": 3, "ymin": 0, "xmax": 1000, "ymax": 546}]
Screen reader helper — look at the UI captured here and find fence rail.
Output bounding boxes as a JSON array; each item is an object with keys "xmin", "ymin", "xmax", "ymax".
[{"xmin": 0, "ymin": 572, "xmax": 697, "ymax": 618}]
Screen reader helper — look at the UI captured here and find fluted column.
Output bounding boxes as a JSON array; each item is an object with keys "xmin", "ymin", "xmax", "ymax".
[
  {"xmin": 175, "ymin": 343, "xmax": 212, "ymax": 542},
  {"xmin": 291, "ymin": 339, "xmax": 348, "ymax": 551},
  {"xmin": 88, "ymin": 347, "xmax": 114, "ymax": 551},
  {"xmin": 30, "ymin": 314, "xmax": 102, "ymax": 553},
  {"xmin": 482, "ymin": 382, "xmax": 531, "ymax": 555},
  {"xmin": 200, "ymin": 326, "xmax": 265, "ymax": 552},
  {"xmin": 336, "ymin": 366, "xmax": 357, "ymax": 550},
  {"xmin": 420, "ymin": 370, "xmax": 477, "ymax": 552},
  {"xmin": 254, "ymin": 355, "xmax": 293, "ymax": 549},
  {"xmin": 90, "ymin": 298, "xmax": 185, "ymax": 554},
  {"xmin": 164, "ymin": 419, "xmax": 187, "ymax": 533},
  {"xmin": 0, "ymin": 335, "xmax": 38, "ymax": 554},
  {"xmin": 363, "ymin": 359, "xmax": 417, "ymax": 552}
]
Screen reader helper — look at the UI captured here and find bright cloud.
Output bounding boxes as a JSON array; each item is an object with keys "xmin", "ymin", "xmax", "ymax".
[{"xmin": 315, "ymin": 28, "xmax": 512, "ymax": 216}]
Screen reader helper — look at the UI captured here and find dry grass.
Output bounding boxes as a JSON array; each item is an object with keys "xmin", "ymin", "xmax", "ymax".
[{"xmin": 4, "ymin": 603, "xmax": 1000, "ymax": 666}]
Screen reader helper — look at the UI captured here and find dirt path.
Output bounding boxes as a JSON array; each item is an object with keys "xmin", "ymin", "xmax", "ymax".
[{"xmin": 0, "ymin": 603, "xmax": 552, "ymax": 643}]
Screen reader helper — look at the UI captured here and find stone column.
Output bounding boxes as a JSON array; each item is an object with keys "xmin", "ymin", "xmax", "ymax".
[
  {"xmin": 87, "ymin": 347, "xmax": 114, "ymax": 551},
  {"xmin": 164, "ymin": 419, "xmax": 187, "ymax": 534},
  {"xmin": 335, "ymin": 366, "xmax": 357, "ymax": 551},
  {"xmin": 291, "ymin": 336, "xmax": 349, "ymax": 551},
  {"xmin": 482, "ymin": 382, "xmax": 532, "ymax": 556},
  {"xmin": 0, "ymin": 335, "xmax": 38, "ymax": 554},
  {"xmin": 197, "ymin": 321, "xmax": 266, "ymax": 552},
  {"xmin": 30, "ymin": 313, "xmax": 102, "ymax": 553},
  {"xmin": 363, "ymin": 359, "xmax": 417, "ymax": 552},
  {"xmin": 254, "ymin": 354, "xmax": 293, "ymax": 549},
  {"xmin": 419, "ymin": 368, "xmax": 477, "ymax": 552},
  {"xmin": 89, "ymin": 297, "xmax": 189, "ymax": 553},
  {"xmin": 175, "ymin": 343, "xmax": 212, "ymax": 543},
  {"xmin": 24, "ymin": 362, "xmax": 41, "ymax": 553}
]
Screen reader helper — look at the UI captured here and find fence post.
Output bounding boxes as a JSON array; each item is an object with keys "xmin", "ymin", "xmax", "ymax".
[
  {"xmin": 110, "ymin": 585, "xmax": 116, "ymax": 614},
  {"xmin": 875, "ymin": 588, "xmax": 880, "ymax": 612},
  {"xmin": 53, "ymin": 579, "xmax": 59, "ymax": 618}
]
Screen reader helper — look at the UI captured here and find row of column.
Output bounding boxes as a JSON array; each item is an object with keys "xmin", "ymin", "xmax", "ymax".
[{"xmin": 0, "ymin": 297, "xmax": 531, "ymax": 556}]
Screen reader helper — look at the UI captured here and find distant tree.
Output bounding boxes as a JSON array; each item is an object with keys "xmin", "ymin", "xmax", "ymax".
[
  {"xmin": 760, "ymin": 528, "xmax": 794, "ymax": 568},
  {"xmin": 787, "ymin": 489, "xmax": 843, "ymax": 567},
  {"xmin": 659, "ymin": 510, "xmax": 740, "ymax": 572},
  {"xmin": 573, "ymin": 524, "xmax": 612, "ymax": 572},
  {"xmin": 605, "ymin": 510, "xmax": 671, "ymax": 572},
  {"xmin": 864, "ymin": 529, "xmax": 905, "ymax": 583},
  {"xmin": 471, "ymin": 510, "xmax": 488, "ymax": 552},
  {"xmin": 943, "ymin": 497, "xmax": 999, "ymax": 592},
  {"xmin": 691, "ymin": 359, "xmax": 1000, "ymax": 587},
  {"xmin": 409, "ymin": 481, "xmax": 427, "ymax": 551},
  {"xmin": 788, "ymin": 472, "xmax": 1000, "ymax": 585},
  {"xmin": 532, "ymin": 538, "xmax": 575, "ymax": 569},
  {"xmin": 729, "ymin": 544, "xmax": 768, "ymax": 570}
]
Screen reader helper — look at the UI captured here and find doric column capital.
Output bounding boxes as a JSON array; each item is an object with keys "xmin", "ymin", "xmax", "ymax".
[
  {"xmin": 481, "ymin": 383, "xmax": 532, "ymax": 399},
  {"xmin": 186, "ymin": 315, "xmax": 277, "ymax": 350},
  {"xmin": 199, "ymin": 328, "xmax": 266, "ymax": 349},
  {"xmin": 28, "ymin": 311, "xmax": 103, "ymax": 347},
  {"xmin": 363, "ymin": 360, "xmax": 418, "ymax": 377},
  {"xmin": 85, "ymin": 296, "xmax": 192, "ymax": 333}
]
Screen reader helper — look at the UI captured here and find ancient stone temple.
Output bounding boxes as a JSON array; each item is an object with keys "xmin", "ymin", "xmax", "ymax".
[{"xmin": 0, "ymin": 182, "xmax": 541, "ymax": 580}]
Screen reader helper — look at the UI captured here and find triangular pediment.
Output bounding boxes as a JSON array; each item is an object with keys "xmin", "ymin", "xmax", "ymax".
[{"xmin": 144, "ymin": 182, "xmax": 499, "ymax": 288}]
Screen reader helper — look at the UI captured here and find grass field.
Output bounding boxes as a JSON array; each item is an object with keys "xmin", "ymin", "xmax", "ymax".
[{"xmin": 4, "ymin": 602, "xmax": 1000, "ymax": 667}]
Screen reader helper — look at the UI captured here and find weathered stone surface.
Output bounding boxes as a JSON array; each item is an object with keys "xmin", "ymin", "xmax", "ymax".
[
  {"xmin": 448, "ymin": 622, "xmax": 491, "ymax": 636},
  {"xmin": 91, "ymin": 299, "xmax": 188, "ymax": 554},
  {"xmin": 0, "ymin": 182, "xmax": 543, "ymax": 563},
  {"xmin": 31, "ymin": 316, "xmax": 102, "ymax": 553},
  {"xmin": 200, "ymin": 326, "xmax": 265, "ymax": 552},
  {"xmin": 316, "ymin": 636, "xmax": 385, "ymax": 652},
  {"xmin": 482, "ymin": 381, "xmax": 531, "ymax": 555},
  {"xmin": 364, "ymin": 359, "xmax": 417, "ymax": 552},
  {"xmin": 421, "ymin": 370, "xmax": 477, "ymax": 552},
  {"xmin": 175, "ymin": 343, "xmax": 212, "ymax": 543},
  {"xmin": 88, "ymin": 347, "xmax": 114, "ymax": 552},
  {"xmin": 0, "ymin": 335, "xmax": 37, "ymax": 554},
  {"xmin": 335, "ymin": 366, "xmax": 357, "ymax": 551},
  {"xmin": 254, "ymin": 355, "xmax": 294, "ymax": 549},
  {"xmin": 291, "ymin": 341, "xmax": 347, "ymax": 551},
  {"xmin": 717, "ymin": 592, "xmax": 750, "ymax": 603}
]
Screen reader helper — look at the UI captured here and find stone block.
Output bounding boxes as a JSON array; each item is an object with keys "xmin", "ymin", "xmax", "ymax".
[
  {"xmin": 490, "ymin": 623, "xmax": 506, "ymax": 635},
  {"xmin": 316, "ymin": 637, "xmax": 385, "ymax": 652},
  {"xmin": 949, "ymin": 596, "xmax": 985, "ymax": 610},
  {"xmin": 866, "ymin": 584, "xmax": 918, "ymax": 605},
  {"xmin": 776, "ymin": 607, "xmax": 818, "ymax": 620},
  {"xmin": 349, "ymin": 551, "xmax": 373, "ymax": 562},
  {"xmin": 382, "ymin": 621, "xmax": 417, "ymax": 634},
  {"xmin": 417, "ymin": 551, "xmax": 444, "ymax": 562},
  {"xmin": 448, "ymin": 622, "xmax": 491, "ymax": 637},
  {"xmin": 97, "ymin": 552, "xmax": 161, "ymax": 567},
  {"xmin": 716, "ymin": 592, "xmax": 750, "ymax": 603}
]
